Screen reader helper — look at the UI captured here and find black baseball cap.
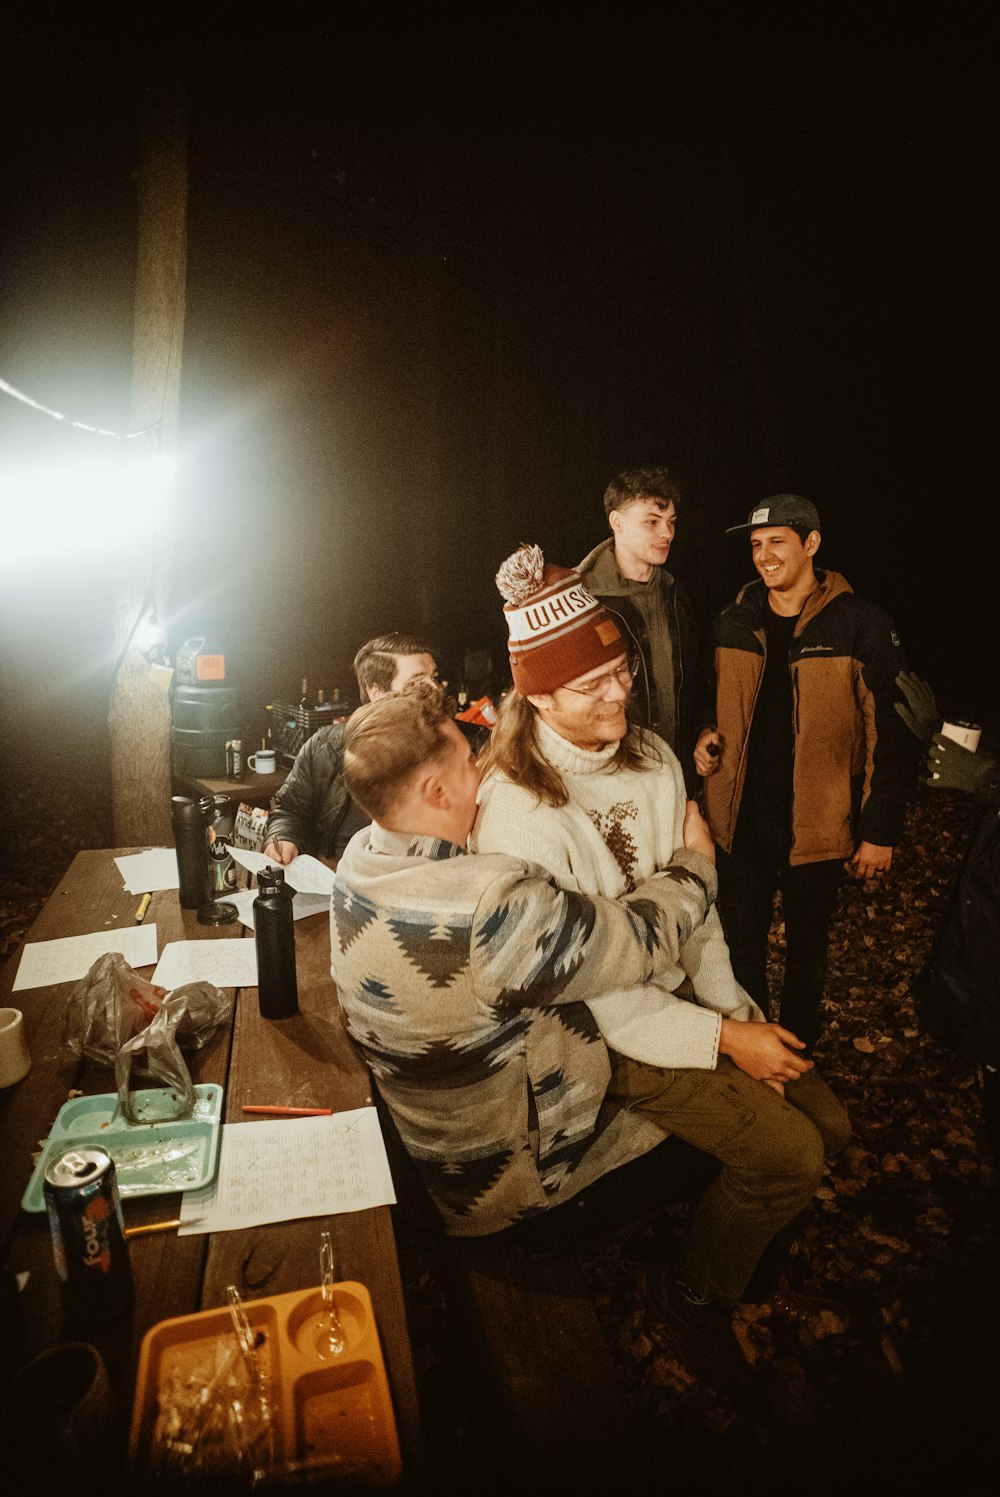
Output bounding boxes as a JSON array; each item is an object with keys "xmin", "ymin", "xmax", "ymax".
[{"xmin": 726, "ymin": 493, "xmax": 821, "ymax": 537}]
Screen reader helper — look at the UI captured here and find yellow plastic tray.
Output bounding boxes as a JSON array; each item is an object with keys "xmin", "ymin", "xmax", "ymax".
[{"xmin": 128, "ymin": 1281, "xmax": 402, "ymax": 1486}]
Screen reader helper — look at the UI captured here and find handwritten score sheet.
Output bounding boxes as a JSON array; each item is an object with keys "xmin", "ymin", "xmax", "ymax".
[
  {"xmin": 229, "ymin": 848, "xmax": 336, "ymax": 896},
  {"xmin": 13, "ymin": 924, "xmax": 159, "ymax": 992},
  {"xmin": 152, "ymin": 939, "xmax": 259, "ymax": 991},
  {"xmin": 178, "ymin": 1108, "xmax": 396, "ymax": 1234}
]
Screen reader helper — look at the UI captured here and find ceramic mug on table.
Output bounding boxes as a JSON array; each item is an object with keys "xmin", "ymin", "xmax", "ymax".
[
  {"xmin": 248, "ymin": 749, "xmax": 277, "ymax": 773},
  {"xmin": 0, "ymin": 1007, "xmax": 31, "ymax": 1087}
]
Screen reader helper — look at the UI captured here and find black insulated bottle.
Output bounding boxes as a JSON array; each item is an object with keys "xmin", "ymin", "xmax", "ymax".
[
  {"xmin": 254, "ymin": 866, "xmax": 299, "ymax": 1018},
  {"xmin": 171, "ymin": 795, "xmax": 212, "ymax": 909}
]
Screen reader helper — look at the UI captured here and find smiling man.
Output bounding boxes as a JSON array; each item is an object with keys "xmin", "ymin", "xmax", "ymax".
[
  {"xmin": 263, "ymin": 632, "xmax": 438, "ymax": 864},
  {"xmin": 578, "ymin": 467, "xmax": 699, "ymax": 780},
  {"xmin": 474, "ymin": 543, "xmax": 848, "ymax": 1350},
  {"xmin": 694, "ymin": 494, "xmax": 914, "ymax": 1052}
]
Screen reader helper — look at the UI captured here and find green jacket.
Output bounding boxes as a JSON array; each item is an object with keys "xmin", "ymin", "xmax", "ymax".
[{"xmin": 577, "ymin": 538, "xmax": 700, "ymax": 786}]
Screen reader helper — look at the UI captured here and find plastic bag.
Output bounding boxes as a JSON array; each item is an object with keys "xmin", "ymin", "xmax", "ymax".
[{"xmin": 63, "ymin": 952, "xmax": 232, "ymax": 1123}]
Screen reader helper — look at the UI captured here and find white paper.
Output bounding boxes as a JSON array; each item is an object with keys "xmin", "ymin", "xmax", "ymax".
[
  {"xmin": 114, "ymin": 848, "xmax": 180, "ymax": 894},
  {"xmin": 225, "ymin": 888, "xmax": 331, "ymax": 932},
  {"xmin": 279, "ymin": 855, "xmax": 337, "ymax": 895},
  {"xmin": 178, "ymin": 1108, "xmax": 396, "ymax": 1234},
  {"xmin": 152, "ymin": 939, "xmax": 259, "ymax": 991},
  {"xmin": 229, "ymin": 847, "xmax": 336, "ymax": 896},
  {"xmin": 13, "ymin": 924, "xmax": 159, "ymax": 992}
]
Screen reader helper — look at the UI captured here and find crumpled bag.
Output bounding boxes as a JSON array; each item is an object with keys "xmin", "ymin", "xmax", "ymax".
[{"xmin": 63, "ymin": 952, "xmax": 232, "ymax": 1123}]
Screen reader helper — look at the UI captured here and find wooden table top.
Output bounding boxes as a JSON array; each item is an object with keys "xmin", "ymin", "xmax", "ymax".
[{"xmin": 0, "ymin": 849, "xmax": 421, "ymax": 1480}]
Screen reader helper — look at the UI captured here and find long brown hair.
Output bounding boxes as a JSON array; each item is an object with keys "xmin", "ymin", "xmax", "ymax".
[{"xmin": 477, "ymin": 690, "xmax": 661, "ymax": 808}]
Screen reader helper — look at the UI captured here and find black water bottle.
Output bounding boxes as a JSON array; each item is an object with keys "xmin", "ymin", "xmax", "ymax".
[
  {"xmin": 254, "ymin": 866, "xmax": 299, "ymax": 1018},
  {"xmin": 171, "ymin": 795, "xmax": 212, "ymax": 909}
]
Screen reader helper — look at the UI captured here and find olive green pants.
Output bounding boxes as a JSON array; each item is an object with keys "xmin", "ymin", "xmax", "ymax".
[{"xmin": 608, "ymin": 1052, "xmax": 850, "ymax": 1305}]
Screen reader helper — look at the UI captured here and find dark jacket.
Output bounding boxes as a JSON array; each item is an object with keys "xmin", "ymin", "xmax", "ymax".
[
  {"xmin": 702, "ymin": 569, "xmax": 913, "ymax": 865},
  {"xmin": 265, "ymin": 723, "xmax": 369, "ymax": 859},
  {"xmin": 577, "ymin": 538, "xmax": 700, "ymax": 788},
  {"xmin": 916, "ymin": 761, "xmax": 1000, "ymax": 1068}
]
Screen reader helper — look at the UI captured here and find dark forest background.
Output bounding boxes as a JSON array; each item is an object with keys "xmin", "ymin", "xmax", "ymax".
[{"xmin": 1, "ymin": 19, "xmax": 992, "ymax": 786}]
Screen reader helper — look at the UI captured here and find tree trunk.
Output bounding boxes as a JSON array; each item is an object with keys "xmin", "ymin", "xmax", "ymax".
[{"xmin": 108, "ymin": 85, "xmax": 187, "ymax": 847}]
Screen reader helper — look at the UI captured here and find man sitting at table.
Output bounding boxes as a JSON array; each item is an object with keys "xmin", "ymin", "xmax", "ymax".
[
  {"xmin": 263, "ymin": 632, "xmax": 438, "ymax": 865},
  {"xmin": 331, "ymin": 676, "xmax": 720, "ymax": 1237}
]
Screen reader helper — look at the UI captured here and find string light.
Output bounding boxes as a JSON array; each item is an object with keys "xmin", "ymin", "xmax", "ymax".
[{"xmin": 0, "ymin": 375, "xmax": 160, "ymax": 441}]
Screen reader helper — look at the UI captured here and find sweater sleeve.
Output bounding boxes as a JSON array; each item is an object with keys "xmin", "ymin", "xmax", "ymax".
[
  {"xmin": 665, "ymin": 754, "xmax": 765, "ymax": 1027},
  {"xmin": 469, "ymin": 850, "xmax": 717, "ymax": 1015}
]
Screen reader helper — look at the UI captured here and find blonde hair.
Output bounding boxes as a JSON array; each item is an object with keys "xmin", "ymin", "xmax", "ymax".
[
  {"xmin": 477, "ymin": 689, "xmax": 660, "ymax": 808},
  {"xmin": 344, "ymin": 679, "xmax": 455, "ymax": 823}
]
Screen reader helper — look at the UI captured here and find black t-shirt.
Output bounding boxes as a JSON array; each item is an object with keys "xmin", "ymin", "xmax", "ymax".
[{"xmin": 734, "ymin": 608, "xmax": 798, "ymax": 859}]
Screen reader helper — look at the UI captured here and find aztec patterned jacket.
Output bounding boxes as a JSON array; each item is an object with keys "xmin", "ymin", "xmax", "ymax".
[
  {"xmin": 702, "ymin": 570, "xmax": 913, "ymax": 864},
  {"xmin": 330, "ymin": 823, "xmax": 716, "ymax": 1235}
]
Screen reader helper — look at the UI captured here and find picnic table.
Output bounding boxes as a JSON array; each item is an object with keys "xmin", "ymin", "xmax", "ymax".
[{"xmin": 0, "ymin": 849, "xmax": 421, "ymax": 1483}]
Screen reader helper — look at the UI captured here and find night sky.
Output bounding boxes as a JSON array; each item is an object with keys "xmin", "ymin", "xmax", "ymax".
[{"xmin": 1, "ymin": 22, "xmax": 992, "ymax": 776}]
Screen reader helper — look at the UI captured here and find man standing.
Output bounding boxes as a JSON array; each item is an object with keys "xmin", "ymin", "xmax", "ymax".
[
  {"xmin": 474, "ymin": 543, "xmax": 848, "ymax": 1340},
  {"xmin": 577, "ymin": 466, "xmax": 698, "ymax": 778},
  {"xmin": 695, "ymin": 494, "xmax": 913, "ymax": 1051},
  {"xmin": 263, "ymin": 631, "xmax": 438, "ymax": 863}
]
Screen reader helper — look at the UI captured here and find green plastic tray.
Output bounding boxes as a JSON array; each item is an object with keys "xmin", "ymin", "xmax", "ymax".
[{"xmin": 22, "ymin": 1084, "xmax": 224, "ymax": 1212}]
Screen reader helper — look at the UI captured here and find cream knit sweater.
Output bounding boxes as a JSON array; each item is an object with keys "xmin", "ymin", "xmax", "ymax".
[{"xmin": 474, "ymin": 718, "xmax": 762, "ymax": 1069}]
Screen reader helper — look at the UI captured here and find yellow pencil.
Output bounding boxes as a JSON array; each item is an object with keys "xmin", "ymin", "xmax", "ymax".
[{"xmin": 125, "ymin": 1218, "xmax": 181, "ymax": 1238}]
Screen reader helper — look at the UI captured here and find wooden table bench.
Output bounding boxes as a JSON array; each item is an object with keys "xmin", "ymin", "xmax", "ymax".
[{"xmin": 0, "ymin": 850, "xmax": 421, "ymax": 1484}]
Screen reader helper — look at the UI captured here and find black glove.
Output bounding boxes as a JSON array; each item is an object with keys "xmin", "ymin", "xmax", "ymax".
[
  {"xmin": 925, "ymin": 735, "xmax": 996, "ymax": 794},
  {"xmin": 895, "ymin": 671, "xmax": 939, "ymax": 746}
]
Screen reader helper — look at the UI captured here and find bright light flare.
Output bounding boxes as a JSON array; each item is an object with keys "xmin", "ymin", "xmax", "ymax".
[{"xmin": 0, "ymin": 450, "xmax": 177, "ymax": 568}]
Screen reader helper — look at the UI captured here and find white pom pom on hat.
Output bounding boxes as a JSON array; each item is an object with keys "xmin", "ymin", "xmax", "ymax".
[
  {"xmin": 494, "ymin": 541, "xmax": 625, "ymax": 696},
  {"xmin": 495, "ymin": 543, "xmax": 546, "ymax": 606}
]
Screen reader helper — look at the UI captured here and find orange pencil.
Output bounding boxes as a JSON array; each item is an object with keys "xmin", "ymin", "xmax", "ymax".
[{"xmin": 242, "ymin": 1105, "xmax": 333, "ymax": 1117}]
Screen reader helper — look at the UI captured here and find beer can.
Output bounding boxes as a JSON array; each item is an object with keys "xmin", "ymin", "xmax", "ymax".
[
  {"xmin": 44, "ymin": 1147, "xmax": 133, "ymax": 1322},
  {"xmin": 209, "ymin": 835, "xmax": 236, "ymax": 893}
]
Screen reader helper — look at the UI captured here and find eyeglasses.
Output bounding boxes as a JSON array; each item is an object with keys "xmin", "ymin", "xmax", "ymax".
[{"xmin": 560, "ymin": 656, "xmax": 640, "ymax": 699}]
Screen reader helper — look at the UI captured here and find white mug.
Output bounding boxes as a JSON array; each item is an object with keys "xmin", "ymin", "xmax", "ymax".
[
  {"xmin": 0, "ymin": 1007, "xmax": 31, "ymax": 1087},
  {"xmin": 248, "ymin": 750, "xmax": 277, "ymax": 774},
  {"xmin": 940, "ymin": 721, "xmax": 981, "ymax": 753}
]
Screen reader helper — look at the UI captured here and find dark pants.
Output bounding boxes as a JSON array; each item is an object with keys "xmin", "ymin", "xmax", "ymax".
[
  {"xmin": 609, "ymin": 1053, "xmax": 850, "ymax": 1304},
  {"xmin": 717, "ymin": 847, "xmax": 844, "ymax": 1051}
]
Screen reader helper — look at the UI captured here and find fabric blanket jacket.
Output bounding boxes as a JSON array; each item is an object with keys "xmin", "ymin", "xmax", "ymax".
[
  {"xmin": 577, "ymin": 537, "xmax": 700, "ymax": 782},
  {"xmin": 701, "ymin": 569, "xmax": 913, "ymax": 864},
  {"xmin": 474, "ymin": 718, "xmax": 762, "ymax": 1068},
  {"xmin": 265, "ymin": 722, "xmax": 368, "ymax": 859},
  {"xmin": 915, "ymin": 761, "xmax": 1000, "ymax": 1068},
  {"xmin": 330, "ymin": 823, "xmax": 716, "ymax": 1235}
]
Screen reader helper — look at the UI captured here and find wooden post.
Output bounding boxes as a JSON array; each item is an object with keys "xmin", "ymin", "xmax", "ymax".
[{"xmin": 108, "ymin": 84, "xmax": 187, "ymax": 846}]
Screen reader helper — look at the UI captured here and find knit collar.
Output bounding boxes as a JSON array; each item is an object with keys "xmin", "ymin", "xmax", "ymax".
[
  {"xmin": 369, "ymin": 822, "xmax": 467, "ymax": 862},
  {"xmin": 535, "ymin": 715, "xmax": 621, "ymax": 777}
]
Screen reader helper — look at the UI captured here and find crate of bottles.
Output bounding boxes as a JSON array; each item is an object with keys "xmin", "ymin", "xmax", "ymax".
[{"xmin": 272, "ymin": 701, "xmax": 333, "ymax": 763}]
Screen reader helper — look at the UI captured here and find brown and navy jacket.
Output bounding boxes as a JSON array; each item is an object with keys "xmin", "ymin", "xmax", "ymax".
[{"xmin": 702, "ymin": 569, "xmax": 914, "ymax": 865}]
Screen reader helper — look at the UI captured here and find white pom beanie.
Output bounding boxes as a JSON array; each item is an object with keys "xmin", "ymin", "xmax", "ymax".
[{"xmin": 495, "ymin": 542, "xmax": 625, "ymax": 695}]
